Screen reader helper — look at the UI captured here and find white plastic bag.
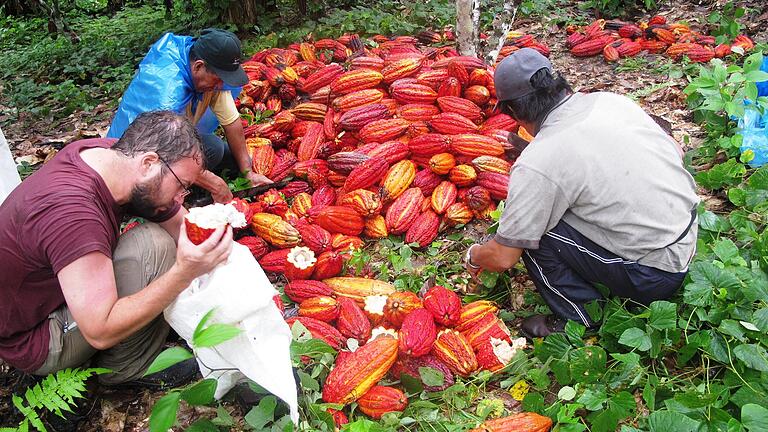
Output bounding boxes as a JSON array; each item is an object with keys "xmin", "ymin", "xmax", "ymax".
[
  {"xmin": 0, "ymin": 127, "xmax": 21, "ymax": 205},
  {"xmin": 164, "ymin": 243, "xmax": 298, "ymax": 423}
]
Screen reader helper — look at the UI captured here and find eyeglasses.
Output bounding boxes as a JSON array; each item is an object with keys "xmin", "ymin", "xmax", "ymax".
[{"xmin": 158, "ymin": 156, "xmax": 191, "ymax": 198}]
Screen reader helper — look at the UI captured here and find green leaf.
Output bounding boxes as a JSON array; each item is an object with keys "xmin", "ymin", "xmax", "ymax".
[
  {"xmin": 743, "ymin": 404, "xmax": 768, "ymax": 432},
  {"xmin": 753, "ymin": 308, "xmax": 768, "ymax": 332},
  {"xmin": 181, "ymin": 379, "xmax": 217, "ymax": 406},
  {"xmin": 149, "ymin": 392, "xmax": 181, "ymax": 432},
  {"xmin": 648, "ymin": 301, "xmax": 677, "ymax": 330},
  {"xmin": 569, "ymin": 346, "xmax": 606, "ymax": 383},
  {"xmin": 699, "ymin": 210, "xmax": 731, "ymax": 232},
  {"xmin": 522, "ymin": 392, "xmax": 546, "ymax": 413},
  {"xmin": 144, "ymin": 347, "xmax": 193, "ymax": 376},
  {"xmin": 418, "ymin": 367, "xmax": 445, "ymax": 388},
  {"xmin": 578, "ymin": 386, "xmax": 608, "ymax": 411},
  {"xmin": 619, "ymin": 328, "xmax": 652, "ymax": 351},
  {"xmin": 589, "ymin": 391, "xmax": 635, "ymax": 432},
  {"xmin": 558, "ymin": 386, "xmax": 577, "ymax": 401},
  {"xmin": 186, "ymin": 419, "xmax": 219, "ymax": 432},
  {"xmin": 193, "ymin": 309, "xmax": 217, "ymax": 341},
  {"xmin": 733, "ymin": 344, "xmax": 768, "ymax": 372},
  {"xmin": 244, "ymin": 395, "xmax": 277, "ymax": 429},
  {"xmin": 647, "ymin": 410, "xmax": 700, "ymax": 432},
  {"xmin": 565, "ymin": 321, "xmax": 586, "ymax": 345},
  {"xmin": 193, "ymin": 323, "xmax": 242, "ymax": 348}
]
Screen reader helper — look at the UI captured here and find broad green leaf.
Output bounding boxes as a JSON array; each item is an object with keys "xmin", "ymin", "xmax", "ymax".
[
  {"xmin": 753, "ymin": 308, "xmax": 768, "ymax": 332},
  {"xmin": 718, "ymin": 319, "xmax": 747, "ymax": 342},
  {"xmin": 193, "ymin": 323, "xmax": 242, "ymax": 348},
  {"xmin": 181, "ymin": 379, "xmax": 217, "ymax": 406},
  {"xmin": 565, "ymin": 320, "xmax": 586, "ymax": 345},
  {"xmin": 186, "ymin": 419, "xmax": 218, "ymax": 432},
  {"xmin": 698, "ymin": 210, "xmax": 731, "ymax": 232},
  {"xmin": 149, "ymin": 392, "xmax": 181, "ymax": 432},
  {"xmin": 648, "ymin": 301, "xmax": 677, "ymax": 330},
  {"xmin": 193, "ymin": 309, "xmax": 217, "ymax": 341},
  {"xmin": 418, "ymin": 367, "xmax": 445, "ymax": 387},
  {"xmin": 619, "ymin": 328, "xmax": 652, "ymax": 351},
  {"xmin": 534, "ymin": 333, "xmax": 571, "ymax": 362},
  {"xmin": 747, "ymin": 165, "xmax": 768, "ymax": 189},
  {"xmin": 578, "ymin": 386, "xmax": 608, "ymax": 411},
  {"xmin": 522, "ymin": 392, "xmax": 545, "ymax": 413},
  {"xmin": 589, "ymin": 391, "xmax": 635, "ymax": 432},
  {"xmin": 143, "ymin": 347, "xmax": 193, "ymax": 376},
  {"xmin": 713, "ymin": 239, "xmax": 746, "ymax": 266},
  {"xmin": 733, "ymin": 344, "xmax": 768, "ymax": 372},
  {"xmin": 569, "ymin": 346, "xmax": 606, "ymax": 383},
  {"xmin": 742, "ymin": 404, "xmax": 768, "ymax": 432},
  {"xmin": 673, "ymin": 391, "xmax": 720, "ymax": 409},
  {"xmin": 648, "ymin": 410, "xmax": 700, "ymax": 432},
  {"xmin": 244, "ymin": 395, "xmax": 277, "ymax": 429}
]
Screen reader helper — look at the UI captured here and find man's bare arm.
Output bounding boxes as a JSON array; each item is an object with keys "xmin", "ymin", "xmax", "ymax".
[{"xmin": 57, "ymin": 225, "xmax": 233, "ymax": 350}]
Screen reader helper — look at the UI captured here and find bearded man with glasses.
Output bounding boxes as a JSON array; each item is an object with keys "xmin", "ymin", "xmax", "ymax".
[{"xmin": 0, "ymin": 111, "xmax": 231, "ymax": 395}]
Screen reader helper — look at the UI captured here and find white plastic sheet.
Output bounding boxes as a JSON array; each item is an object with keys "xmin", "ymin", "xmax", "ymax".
[
  {"xmin": 164, "ymin": 243, "xmax": 298, "ymax": 423},
  {"xmin": 0, "ymin": 127, "xmax": 21, "ymax": 205}
]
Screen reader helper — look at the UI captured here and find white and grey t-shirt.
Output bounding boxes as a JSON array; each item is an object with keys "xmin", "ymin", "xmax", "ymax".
[{"xmin": 495, "ymin": 92, "xmax": 699, "ymax": 274}]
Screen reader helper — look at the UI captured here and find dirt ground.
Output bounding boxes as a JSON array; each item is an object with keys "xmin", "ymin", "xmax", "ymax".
[{"xmin": 1, "ymin": 1, "xmax": 766, "ymax": 430}]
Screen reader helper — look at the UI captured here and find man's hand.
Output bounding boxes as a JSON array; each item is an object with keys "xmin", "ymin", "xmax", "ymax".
[
  {"xmin": 246, "ymin": 171, "xmax": 273, "ymax": 187},
  {"xmin": 464, "ymin": 245, "xmax": 482, "ymax": 281},
  {"xmin": 174, "ymin": 224, "xmax": 233, "ymax": 281},
  {"xmin": 209, "ymin": 175, "xmax": 234, "ymax": 203}
]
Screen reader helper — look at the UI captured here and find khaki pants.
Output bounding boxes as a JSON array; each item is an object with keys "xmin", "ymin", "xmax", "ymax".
[{"xmin": 33, "ymin": 222, "xmax": 177, "ymax": 385}]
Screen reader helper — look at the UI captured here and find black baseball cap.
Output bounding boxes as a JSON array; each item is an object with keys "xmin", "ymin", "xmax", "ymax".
[
  {"xmin": 192, "ymin": 28, "xmax": 248, "ymax": 87},
  {"xmin": 494, "ymin": 48, "xmax": 553, "ymax": 103}
]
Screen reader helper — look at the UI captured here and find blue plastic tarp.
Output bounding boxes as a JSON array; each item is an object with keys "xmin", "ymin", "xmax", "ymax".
[
  {"xmin": 738, "ymin": 56, "xmax": 768, "ymax": 167},
  {"xmin": 107, "ymin": 32, "xmax": 240, "ymax": 139}
]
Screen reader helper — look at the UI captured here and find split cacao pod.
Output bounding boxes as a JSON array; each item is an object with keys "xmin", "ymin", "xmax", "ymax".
[
  {"xmin": 432, "ymin": 329, "xmax": 478, "ymax": 377},
  {"xmin": 321, "ymin": 335, "xmax": 398, "ymax": 404}
]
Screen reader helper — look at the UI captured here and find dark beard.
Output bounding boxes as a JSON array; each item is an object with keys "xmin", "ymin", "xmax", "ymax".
[{"xmin": 125, "ymin": 178, "xmax": 165, "ymax": 219}]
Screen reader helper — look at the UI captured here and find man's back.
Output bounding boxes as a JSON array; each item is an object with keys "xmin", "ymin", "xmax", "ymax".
[
  {"xmin": 516, "ymin": 92, "xmax": 699, "ymax": 272},
  {"xmin": 0, "ymin": 138, "xmax": 122, "ymax": 372}
]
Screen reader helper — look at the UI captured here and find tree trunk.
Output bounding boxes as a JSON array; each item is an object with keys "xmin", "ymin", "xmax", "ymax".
[
  {"xmin": 455, "ymin": 0, "xmax": 479, "ymax": 56},
  {"xmin": 32, "ymin": 0, "xmax": 79, "ymax": 42},
  {"xmin": 482, "ymin": 0, "xmax": 518, "ymax": 64}
]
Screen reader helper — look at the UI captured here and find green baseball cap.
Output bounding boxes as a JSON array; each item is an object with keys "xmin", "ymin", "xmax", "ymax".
[{"xmin": 192, "ymin": 28, "xmax": 248, "ymax": 87}]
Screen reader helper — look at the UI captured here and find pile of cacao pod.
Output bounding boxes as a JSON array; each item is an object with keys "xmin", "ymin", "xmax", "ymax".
[
  {"xmin": 229, "ymin": 33, "xmax": 536, "ymax": 283},
  {"xmin": 566, "ymin": 16, "xmax": 754, "ymax": 63},
  {"xmin": 283, "ymin": 277, "xmax": 550, "ymax": 429}
]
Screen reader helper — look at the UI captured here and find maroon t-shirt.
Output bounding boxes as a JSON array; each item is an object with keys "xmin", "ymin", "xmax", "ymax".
[{"xmin": 0, "ymin": 138, "xmax": 179, "ymax": 372}]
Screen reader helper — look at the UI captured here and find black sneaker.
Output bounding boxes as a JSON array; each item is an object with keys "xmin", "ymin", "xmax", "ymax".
[
  {"xmin": 121, "ymin": 358, "xmax": 200, "ymax": 390},
  {"xmin": 520, "ymin": 314, "xmax": 567, "ymax": 339}
]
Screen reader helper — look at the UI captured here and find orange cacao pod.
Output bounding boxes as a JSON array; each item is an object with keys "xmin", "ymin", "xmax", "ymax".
[
  {"xmin": 316, "ymin": 206, "xmax": 365, "ymax": 235},
  {"xmin": 444, "ymin": 202, "xmax": 473, "ymax": 226},
  {"xmin": 472, "ymin": 155, "xmax": 511, "ymax": 174},
  {"xmin": 291, "ymin": 192, "xmax": 313, "ymax": 218},
  {"xmin": 429, "ymin": 153, "xmax": 456, "ymax": 175},
  {"xmin": 398, "ymin": 308, "xmax": 437, "ymax": 357},
  {"xmin": 384, "ymin": 291, "xmax": 423, "ymax": 328},
  {"xmin": 324, "ymin": 277, "xmax": 397, "ymax": 305},
  {"xmin": 330, "ymin": 69, "xmax": 384, "ymax": 95},
  {"xmin": 423, "ymin": 285, "xmax": 462, "ymax": 326},
  {"xmin": 296, "ymin": 122, "xmax": 325, "ymax": 161},
  {"xmin": 469, "ymin": 412, "xmax": 553, "ymax": 432},
  {"xmin": 382, "ymin": 57, "xmax": 422, "ymax": 83},
  {"xmin": 432, "ymin": 329, "xmax": 478, "ymax": 377},
  {"xmin": 570, "ymin": 35, "xmax": 616, "ymax": 56},
  {"xmin": 359, "ymin": 118, "xmax": 410, "ymax": 143},
  {"xmin": 409, "ymin": 133, "xmax": 450, "ymax": 157},
  {"xmin": 390, "ymin": 82, "xmax": 439, "ymax": 105},
  {"xmin": 292, "ymin": 102, "xmax": 328, "ymax": 122},
  {"xmin": 603, "ymin": 45, "xmax": 620, "ymax": 62},
  {"xmin": 321, "ymin": 336, "xmax": 398, "ymax": 404},
  {"xmin": 416, "ymin": 69, "xmax": 450, "ymax": 90},
  {"xmin": 385, "ymin": 187, "xmax": 424, "ymax": 234},
  {"xmin": 380, "ymin": 159, "xmax": 417, "ymax": 202},
  {"xmin": 449, "ymin": 164, "xmax": 477, "ymax": 187},
  {"xmin": 437, "ymin": 96, "xmax": 483, "ymax": 123},
  {"xmin": 364, "ymin": 215, "xmax": 389, "ymax": 239},
  {"xmin": 299, "ymin": 296, "xmax": 340, "ymax": 322},
  {"xmin": 357, "ymin": 386, "xmax": 408, "ymax": 419},
  {"xmin": 396, "ymin": 104, "xmax": 441, "ymax": 122},
  {"xmin": 301, "ymin": 64, "xmax": 345, "ymax": 94},
  {"xmin": 431, "ymin": 55, "xmax": 485, "ymax": 70},
  {"xmin": 461, "ymin": 312, "xmax": 512, "ymax": 349},
  {"xmin": 341, "ymin": 189, "xmax": 383, "ymax": 216},
  {"xmin": 431, "ymin": 181, "xmax": 458, "ymax": 214},
  {"xmin": 359, "ymin": 140, "xmax": 410, "ymax": 164},
  {"xmin": 430, "ymin": 112, "xmax": 479, "ymax": 135},
  {"xmin": 437, "ymin": 77, "xmax": 463, "ymax": 98},
  {"xmin": 455, "ymin": 300, "xmax": 499, "ymax": 332},
  {"xmin": 251, "ymin": 213, "xmax": 301, "ymax": 247},
  {"xmin": 464, "ymin": 85, "xmax": 491, "ymax": 106},
  {"xmin": 332, "ymin": 89, "xmax": 386, "ymax": 112},
  {"xmin": 297, "ymin": 223, "xmax": 332, "ymax": 254}
]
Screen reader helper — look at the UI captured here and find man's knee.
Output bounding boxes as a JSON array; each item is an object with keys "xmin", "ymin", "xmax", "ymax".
[
  {"xmin": 200, "ymin": 134, "xmax": 227, "ymax": 169},
  {"xmin": 114, "ymin": 223, "xmax": 176, "ymax": 298}
]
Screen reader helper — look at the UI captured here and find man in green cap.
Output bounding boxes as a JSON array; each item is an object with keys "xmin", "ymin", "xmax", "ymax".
[{"xmin": 108, "ymin": 28, "xmax": 271, "ymax": 203}]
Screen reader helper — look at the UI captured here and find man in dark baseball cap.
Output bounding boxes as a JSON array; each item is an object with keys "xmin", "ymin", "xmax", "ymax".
[
  {"xmin": 108, "ymin": 28, "xmax": 271, "ymax": 205},
  {"xmin": 191, "ymin": 28, "xmax": 249, "ymax": 87},
  {"xmin": 463, "ymin": 47, "xmax": 698, "ymax": 339}
]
